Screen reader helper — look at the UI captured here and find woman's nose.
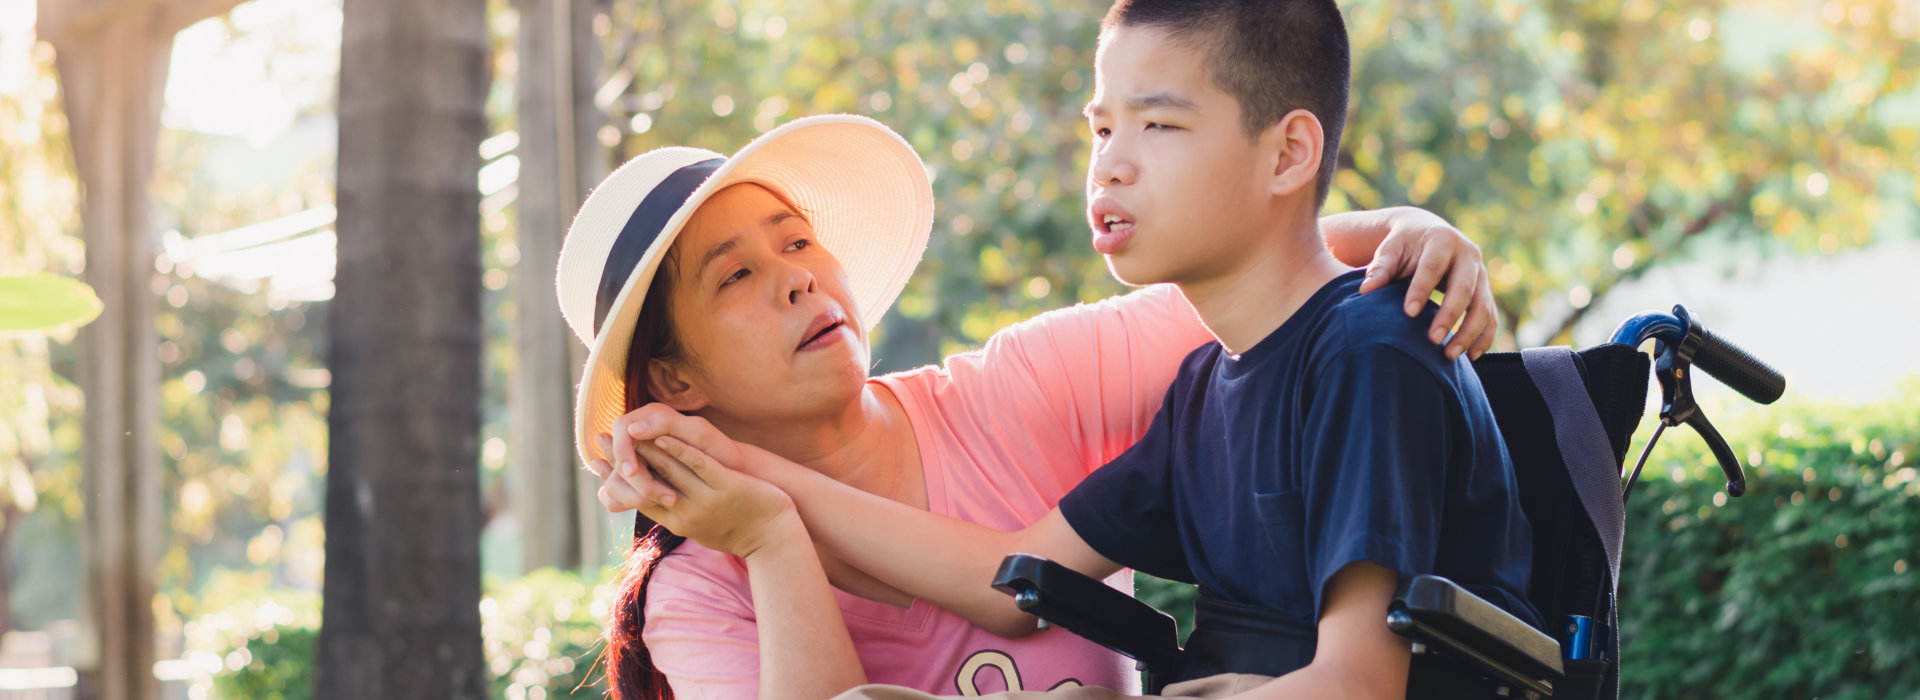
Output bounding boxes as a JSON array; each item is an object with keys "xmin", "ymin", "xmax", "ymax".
[{"xmin": 779, "ymin": 261, "xmax": 817, "ymax": 305}]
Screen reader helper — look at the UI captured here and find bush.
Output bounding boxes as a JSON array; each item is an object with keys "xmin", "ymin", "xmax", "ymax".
[
  {"xmin": 1137, "ymin": 392, "xmax": 1920, "ymax": 699},
  {"xmin": 205, "ymin": 568, "xmax": 618, "ymax": 699},
  {"xmin": 1618, "ymin": 395, "xmax": 1919, "ymax": 699}
]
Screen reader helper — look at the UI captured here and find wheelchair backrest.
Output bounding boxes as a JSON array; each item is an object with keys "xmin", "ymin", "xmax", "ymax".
[{"xmin": 1472, "ymin": 344, "xmax": 1649, "ymax": 629}]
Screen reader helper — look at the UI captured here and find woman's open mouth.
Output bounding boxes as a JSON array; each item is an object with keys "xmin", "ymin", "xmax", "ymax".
[{"xmin": 797, "ymin": 313, "xmax": 850, "ymax": 352}]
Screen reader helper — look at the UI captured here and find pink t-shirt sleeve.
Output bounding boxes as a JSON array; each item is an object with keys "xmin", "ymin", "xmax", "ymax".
[
  {"xmin": 642, "ymin": 547, "xmax": 761, "ymax": 700},
  {"xmin": 957, "ymin": 283, "xmax": 1213, "ymax": 474}
]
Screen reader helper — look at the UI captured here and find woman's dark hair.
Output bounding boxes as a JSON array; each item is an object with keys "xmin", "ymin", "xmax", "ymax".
[{"xmin": 602, "ymin": 244, "xmax": 689, "ymax": 700}]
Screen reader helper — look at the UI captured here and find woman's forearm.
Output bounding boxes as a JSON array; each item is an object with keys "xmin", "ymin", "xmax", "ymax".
[
  {"xmin": 1319, "ymin": 208, "xmax": 1400, "ymax": 268},
  {"xmin": 746, "ymin": 510, "xmax": 867, "ymax": 700}
]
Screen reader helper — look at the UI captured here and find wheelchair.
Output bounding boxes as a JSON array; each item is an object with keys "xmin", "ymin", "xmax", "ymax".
[{"xmin": 990, "ymin": 304, "xmax": 1787, "ymax": 699}]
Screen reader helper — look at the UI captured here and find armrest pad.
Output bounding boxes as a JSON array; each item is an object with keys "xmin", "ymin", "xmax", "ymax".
[
  {"xmin": 1389, "ymin": 574, "xmax": 1563, "ymax": 690},
  {"xmin": 992, "ymin": 554, "xmax": 1183, "ymax": 672}
]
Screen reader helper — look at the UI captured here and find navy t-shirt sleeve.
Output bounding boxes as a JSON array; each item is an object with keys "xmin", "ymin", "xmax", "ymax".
[
  {"xmin": 1057, "ymin": 391, "xmax": 1194, "ymax": 583},
  {"xmin": 1298, "ymin": 341, "xmax": 1453, "ymax": 617}
]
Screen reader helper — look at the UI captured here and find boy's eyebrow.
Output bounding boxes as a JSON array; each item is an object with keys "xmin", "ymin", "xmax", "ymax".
[
  {"xmin": 1083, "ymin": 92, "xmax": 1201, "ymax": 119},
  {"xmin": 1124, "ymin": 92, "xmax": 1199, "ymax": 113}
]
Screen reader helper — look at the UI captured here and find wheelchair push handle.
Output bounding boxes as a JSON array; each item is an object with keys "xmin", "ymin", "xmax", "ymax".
[
  {"xmin": 1611, "ymin": 304, "xmax": 1785, "ymax": 405},
  {"xmin": 1691, "ymin": 323, "xmax": 1786, "ymax": 405}
]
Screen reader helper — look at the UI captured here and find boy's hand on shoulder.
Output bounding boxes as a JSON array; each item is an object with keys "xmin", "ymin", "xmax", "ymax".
[{"xmin": 1359, "ymin": 207, "xmax": 1499, "ymax": 361}]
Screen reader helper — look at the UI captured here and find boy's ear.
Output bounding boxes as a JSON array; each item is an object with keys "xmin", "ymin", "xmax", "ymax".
[
  {"xmin": 645, "ymin": 359, "xmax": 710, "ymax": 413},
  {"xmin": 1260, "ymin": 108, "xmax": 1325, "ymax": 198}
]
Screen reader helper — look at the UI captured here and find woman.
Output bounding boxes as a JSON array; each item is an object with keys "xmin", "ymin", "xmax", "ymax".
[{"xmin": 557, "ymin": 115, "xmax": 1497, "ymax": 700}]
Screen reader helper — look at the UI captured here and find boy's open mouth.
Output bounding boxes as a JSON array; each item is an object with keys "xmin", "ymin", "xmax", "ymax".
[
  {"xmin": 1089, "ymin": 199, "xmax": 1138, "ymax": 255},
  {"xmin": 1099, "ymin": 214, "xmax": 1135, "ymax": 235}
]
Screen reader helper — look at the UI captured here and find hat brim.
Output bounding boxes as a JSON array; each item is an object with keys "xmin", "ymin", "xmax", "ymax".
[{"xmin": 573, "ymin": 115, "xmax": 933, "ymax": 467}]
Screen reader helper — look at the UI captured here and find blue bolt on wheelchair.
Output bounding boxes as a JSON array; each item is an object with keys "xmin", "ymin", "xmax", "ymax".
[{"xmin": 990, "ymin": 304, "xmax": 1786, "ymax": 699}]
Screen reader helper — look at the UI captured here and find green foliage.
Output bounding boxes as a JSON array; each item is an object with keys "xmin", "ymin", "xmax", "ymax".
[
  {"xmin": 481, "ymin": 568, "xmax": 616, "ymax": 699},
  {"xmin": 213, "ymin": 625, "xmax": 317, "ymax": 700},
  {"xmin": 589, "ymin": 0, "xmax": 1920, "ymax": 365},
  {"xmin": 1618, "ymin": 393, "xmax": 1920, "ymax": 699},
  {"xmin": 1136, "ymin": 391, "xmax": 1920, "ymax": 699},
  {"xmin": 0, "ymin": 274, "xmax": 99, "ymax": 332},
  {"xmin": 201, "ymin": 568, "xmax": 618, "ymax": 699}
]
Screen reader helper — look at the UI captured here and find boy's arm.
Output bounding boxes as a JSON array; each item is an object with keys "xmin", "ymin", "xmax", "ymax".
[
  {"xmin": 769, "ymin": 462, "xmax": 1123, "ymax": 637},
  {"xmin": 1229, "ymin": 561, "xmax": 1410, "ymax": 700},
  {"xmin": 615, "ymin": 405, "xmax": 1123, "ymax": 637}
]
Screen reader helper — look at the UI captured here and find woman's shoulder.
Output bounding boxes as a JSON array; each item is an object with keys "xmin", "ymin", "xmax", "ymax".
[{"xmin": 644, "ymin": 540, "xmax": 753, "ymax": 614}]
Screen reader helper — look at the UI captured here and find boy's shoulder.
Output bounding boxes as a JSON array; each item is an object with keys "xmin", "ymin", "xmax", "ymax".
[{"xmin": 1312, "ymin": 277, "xmax": 1458, "ymax": 375}]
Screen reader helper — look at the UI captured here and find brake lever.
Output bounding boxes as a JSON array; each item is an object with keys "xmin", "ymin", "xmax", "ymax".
[
  {"xmin": 1653, "ymin": 337, "xmax": 1748, "ymax": 498},
  {"xmin": 1684, "ymin": 410, "xmax": 1745, "ymax": 497}
]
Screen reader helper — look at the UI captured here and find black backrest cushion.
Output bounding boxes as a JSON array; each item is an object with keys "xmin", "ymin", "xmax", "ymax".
[{"xmin": 1471, "ymin": 344, "xmax": 1649, "ymax": 627}]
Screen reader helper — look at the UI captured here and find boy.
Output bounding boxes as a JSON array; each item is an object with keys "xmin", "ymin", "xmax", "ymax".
[
  {"xmin": 828, "ymin": 1, "xmax": 1537, "ymax": 697},
  {"xmin": 624, "ymin": 1, "xmax": 1536, "ymax": 697}
]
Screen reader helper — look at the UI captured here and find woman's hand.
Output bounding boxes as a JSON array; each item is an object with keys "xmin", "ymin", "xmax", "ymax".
[
  {"xmin": 591, "ymin": 428, "xmax": 799, "ymax": 559},
  {"xmin": 1356, "ymin": 206, "xmax": 1499, "ymax": 360}
]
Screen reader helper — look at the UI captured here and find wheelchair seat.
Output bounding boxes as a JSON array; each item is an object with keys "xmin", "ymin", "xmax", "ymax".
[{"xmin": 991, "ymin": 343, "xmax": 1650, "ymax": 699}]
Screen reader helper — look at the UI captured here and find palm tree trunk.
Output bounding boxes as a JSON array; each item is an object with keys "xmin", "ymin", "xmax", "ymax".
[{"xmin": 316, "ymin": 0, "xmax": 490, "ymax": 696}]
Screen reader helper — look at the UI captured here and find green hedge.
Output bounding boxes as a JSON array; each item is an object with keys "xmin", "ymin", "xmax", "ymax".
[
  {"xmin": 1138, "ymin": 392, "xmax": 1920, "ymax": 698},
  {"xmin": 210, "ymin": 569, "xmax": 612, "ymax": 699}
]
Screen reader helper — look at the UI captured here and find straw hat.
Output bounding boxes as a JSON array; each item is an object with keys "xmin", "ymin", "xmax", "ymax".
[{"xmin": 556, "ymin": 114, "xmax": 933, "ymax": 467}]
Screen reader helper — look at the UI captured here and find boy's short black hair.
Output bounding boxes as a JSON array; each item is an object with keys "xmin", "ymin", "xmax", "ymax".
[{"xmin": 1103, "ymin": 0, "xmax": 1351, "ymax": 207}]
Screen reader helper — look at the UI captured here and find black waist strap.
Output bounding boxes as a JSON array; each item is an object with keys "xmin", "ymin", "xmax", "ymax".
[{"xmin": 1179, "ymin": 594, "xmax": 1318, "ymax": 682}]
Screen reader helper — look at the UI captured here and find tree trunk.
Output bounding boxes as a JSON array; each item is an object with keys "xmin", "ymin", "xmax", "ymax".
[
  {"xmin": 508, "ymin": 0, "xmax": 609, "ymax": 573},
  {"xmin": 316, "ymin": 0, "xmax": 490, "ymax": 696}
]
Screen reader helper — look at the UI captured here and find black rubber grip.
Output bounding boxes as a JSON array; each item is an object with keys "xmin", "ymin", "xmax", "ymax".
[{"xmin": 1693, "ymin": 327, "xmax": 1786, "ymax": 405}]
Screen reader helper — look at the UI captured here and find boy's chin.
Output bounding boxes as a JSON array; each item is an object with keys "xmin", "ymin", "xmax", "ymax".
[{"xmin": 1103, "ymin": 254, "xmax": 1175, "ymax": 287}]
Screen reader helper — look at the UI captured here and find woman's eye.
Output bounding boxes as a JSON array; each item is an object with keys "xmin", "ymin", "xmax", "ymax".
[
  {"xmin": 786, "ymin": 238, "xmax": 812, "ymax": 252},
  {"xmin": 721, "ymin": 268, "xmax": 748, "ymax": 288}
]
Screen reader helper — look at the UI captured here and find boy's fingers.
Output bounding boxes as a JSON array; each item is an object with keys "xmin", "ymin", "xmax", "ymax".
[
  {"xmin": 1403, "ymin": 242, "xmax": 1451, "ymax": 317},
  {"xmin": 637, "ymin": 440, "xmax": 713, "ymax": 496},
  {"xmin": 599, "ymin": 477, "xmax": 645, "ymax": 513}
]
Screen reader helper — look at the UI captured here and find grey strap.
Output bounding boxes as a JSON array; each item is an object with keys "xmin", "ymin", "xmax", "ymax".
[
  {"xmin": 1523, "ymin": 347, "xmax": 1627, "ymax": 698},
  {"xmin": 1520, "ymin": 347, "xmax": 1626, "ymax": 596}
]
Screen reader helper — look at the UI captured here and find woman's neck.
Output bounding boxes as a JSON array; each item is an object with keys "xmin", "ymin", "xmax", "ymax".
[{"xmin": 709, "ymin": 384, "xmax": 927, "ymax": 509}]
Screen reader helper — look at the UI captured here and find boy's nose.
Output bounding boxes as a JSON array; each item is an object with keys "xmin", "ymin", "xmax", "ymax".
[{"xmin": 1090, "ymin": 146, "xmax": 1138, "ymax": 187}]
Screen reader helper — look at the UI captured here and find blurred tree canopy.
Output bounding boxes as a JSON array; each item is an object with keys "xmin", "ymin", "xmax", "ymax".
[{"xmin": 572, "ymin": 0, "xmax": 1916, "ymax": 368}]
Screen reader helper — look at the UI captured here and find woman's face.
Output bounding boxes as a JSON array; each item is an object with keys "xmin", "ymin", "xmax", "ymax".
[{"xmin": 651, "ymin": 183, "xmax": 870, "ymax": 424}]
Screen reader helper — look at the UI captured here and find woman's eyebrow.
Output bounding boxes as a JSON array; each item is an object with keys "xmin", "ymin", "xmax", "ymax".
[{"xmin": 696, "ymin": 237, "xmax": 741, "ymax": 276}]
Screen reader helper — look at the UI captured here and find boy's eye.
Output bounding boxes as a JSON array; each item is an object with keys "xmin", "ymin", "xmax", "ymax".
[
  {"xmin": 1145, "ymin": 122, "xmax": 1176, "ymax": 131},
  {"xmin": 1092, "ymin": 126, "xmax": 1111, "ymax": 138}
]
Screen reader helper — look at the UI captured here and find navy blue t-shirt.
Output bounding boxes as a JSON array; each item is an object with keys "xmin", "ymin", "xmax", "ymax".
[{"xmin": 1059, "ymin": 270, "xmax": 1540, "ymax": 658}]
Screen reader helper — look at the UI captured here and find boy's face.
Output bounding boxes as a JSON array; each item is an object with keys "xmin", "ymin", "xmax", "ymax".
[{"xmin": 1084, "ymin": 25, "xmax": 1272, "ymax": 287}]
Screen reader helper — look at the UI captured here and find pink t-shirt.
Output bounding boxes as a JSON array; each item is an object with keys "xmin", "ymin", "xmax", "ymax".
[{"xmin": 642, "ymin": 285, "xmax": 1215, "ymax": 699}]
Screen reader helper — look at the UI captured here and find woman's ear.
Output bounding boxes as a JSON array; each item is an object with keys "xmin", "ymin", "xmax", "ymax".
[{"xmin": 645, "ymin": 359, "xmax": 710, "ymax": 412}]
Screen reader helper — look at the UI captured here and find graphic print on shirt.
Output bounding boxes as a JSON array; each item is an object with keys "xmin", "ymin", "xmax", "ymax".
[{"xmin": 952, "ymin": 649, "xmax": 1083, "ymax": 696}]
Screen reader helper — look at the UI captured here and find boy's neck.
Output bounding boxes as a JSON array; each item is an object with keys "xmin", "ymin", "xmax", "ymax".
[{"xmin": 1180, "ymin": 215, "xmax": 1352, "ymax": 357}]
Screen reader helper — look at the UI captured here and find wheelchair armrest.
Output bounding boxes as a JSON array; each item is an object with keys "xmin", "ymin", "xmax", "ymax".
[
  {"xmin": 1389, "ymin": 575, "xmax": 1563, "ymax": 696},
  {"xmin": 992, "ymin": 554, "xmax": 1184, "ymax": 673}
]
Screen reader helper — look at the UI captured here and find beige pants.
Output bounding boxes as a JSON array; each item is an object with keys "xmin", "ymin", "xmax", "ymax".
[{"xmin": 831, "ymin": 673, "xmax": 1275, "ymax": 700}]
